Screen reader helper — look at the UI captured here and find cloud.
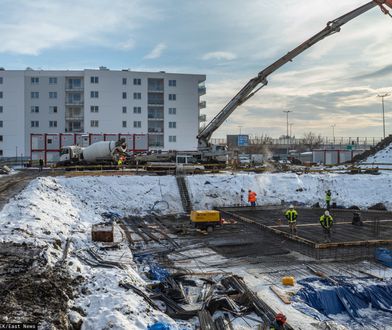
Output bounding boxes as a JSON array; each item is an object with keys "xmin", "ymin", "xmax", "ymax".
[
  {"xmin": 353, "ymin": 64, "xmax": 392, "ymax": 80},
  {"xmin": 117, "ymin": 38, "xmax": 135, "ymax": 50},
  {"xmin": 0, "ymin": 0, "xmax": 159, "ymax": 55},
  {"xmin": 144, "ymin": 43, "xmax": 167, "ymax": 59},
  {"xmin": 202, "ymin": 52, "xmax": 237, "ymax": 61}
]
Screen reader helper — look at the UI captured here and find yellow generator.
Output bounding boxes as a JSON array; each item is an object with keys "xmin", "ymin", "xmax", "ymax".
[{"xmin": 190, "ymin": 210, "xmax": 221, "ymax": 232}]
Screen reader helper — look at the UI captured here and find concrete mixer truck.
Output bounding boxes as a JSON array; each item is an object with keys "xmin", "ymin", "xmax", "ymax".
[{"xmin": 57, "ymin": 138, "xmax": 127, "ymax": 166}]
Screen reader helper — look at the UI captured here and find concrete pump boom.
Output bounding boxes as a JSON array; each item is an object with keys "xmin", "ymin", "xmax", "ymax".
[{"xmin": 197, "ymin": 0, "xmax": 392, "ymax": 150}]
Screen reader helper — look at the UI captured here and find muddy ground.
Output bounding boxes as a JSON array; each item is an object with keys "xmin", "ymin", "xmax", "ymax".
[{"xmin": 0, "ymin": 243, "xmax": 82, "ymax": 330}]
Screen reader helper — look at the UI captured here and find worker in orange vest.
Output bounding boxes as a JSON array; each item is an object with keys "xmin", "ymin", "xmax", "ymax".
[{"xmin": 248, "ymin": 190, "xmax": 257, "ymax": 207}]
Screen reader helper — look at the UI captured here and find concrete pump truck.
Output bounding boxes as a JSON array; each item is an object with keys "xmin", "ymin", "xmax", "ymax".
[{"xmin": 196, "ymin": 0, "xmax": 392, "ymax": 161}]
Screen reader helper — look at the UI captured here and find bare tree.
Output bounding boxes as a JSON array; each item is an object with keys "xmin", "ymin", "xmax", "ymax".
[{"xmin": 302, "ymin": 132, "xmax": 324, "ymax": 149}]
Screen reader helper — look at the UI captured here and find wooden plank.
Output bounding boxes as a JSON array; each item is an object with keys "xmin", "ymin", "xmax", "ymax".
[
  {"xmin": 270, "ymin": 285, "xmax": 291, "ymax": 304},
  {"xmin": 357, "ymin": 269, "xmax": 384, "ymax": 281}
]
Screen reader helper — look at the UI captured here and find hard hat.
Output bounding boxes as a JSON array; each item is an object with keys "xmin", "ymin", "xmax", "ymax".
[
  {"xmin": 275, "ymin": 313, "xmax": 287, "ymax": 323},
  {"xmin": 324, "ymin": 210, "xmax": 330, "ymax": 216},
  {"xmin": 289, "ymin": 204, "xmax": 294, "ymax": 209}
]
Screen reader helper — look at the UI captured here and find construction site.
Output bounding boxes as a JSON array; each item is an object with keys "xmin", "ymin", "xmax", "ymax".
[{"xmin": 1, "ymin": 1, "xmax": 392, "ymax": 330}]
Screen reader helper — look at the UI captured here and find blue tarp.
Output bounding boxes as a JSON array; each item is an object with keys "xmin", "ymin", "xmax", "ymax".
[
  {"xmin": 148, "ymin": 322, "xmax": 171, "ymax": 330},
  {"xmin": 376, "ymin": 248, "xmax": 392, "ymax": 268},
  {"xmin": 135, "ymin": 255, "xmax": 170, "ymax": 282},
  {"xmin": 294, "ymin": 276, "xmax": 392, "ymax": 325}
]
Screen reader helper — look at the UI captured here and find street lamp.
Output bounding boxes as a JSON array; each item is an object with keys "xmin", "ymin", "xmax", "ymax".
[
  {"xmin": 377, "ymin": 93, "xmax": 390, "ymax": 139},
  {"xmin": 289, "ymin": 123, "xmax": 294, "ymax": 138},
  {"xmin": 283, "ymin": 110, "xmax": 292, "ymax": 138}
]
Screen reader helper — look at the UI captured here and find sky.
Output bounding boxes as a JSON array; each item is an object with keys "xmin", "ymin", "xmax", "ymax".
[{"xmin": 0, "ymin": 0, "xmax": 392, "ymax": 139}]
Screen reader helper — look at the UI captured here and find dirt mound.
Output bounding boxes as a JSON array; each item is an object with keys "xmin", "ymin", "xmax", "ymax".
[
  {"xmin": 351, "ymin": 135, "xmax": 392, "ymax": 163},
  {"xmin": 0, "ymin": 243, "xmax": 81, "ymax": 329}
]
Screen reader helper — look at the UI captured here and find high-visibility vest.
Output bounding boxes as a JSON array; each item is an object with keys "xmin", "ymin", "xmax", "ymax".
[
  {"xmin": 285, "ymin": 209, "xmax": 298, "ymax": 223},
  {"xmin": 320, "ymin": 215, "xmax": 333, "ymax": 228},
  {"xmin": 248, "ymin": 191, "xmax": 257, "ymax": 202}
]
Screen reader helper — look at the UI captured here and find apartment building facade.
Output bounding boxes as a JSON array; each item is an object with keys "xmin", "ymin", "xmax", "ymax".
[{"xmin": 0, "ymin": 68, "xmax": 206, "ymax": 157}]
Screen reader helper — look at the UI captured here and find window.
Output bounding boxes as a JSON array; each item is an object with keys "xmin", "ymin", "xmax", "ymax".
[
  {"xmin": 0, "ymin": 106, "xmax": 3, "ymax": 113},
  {"xmin": 122, "ymin": 78, "xmax": 127, "ymax": 85},
  {"xmin": 0, "ymin": 77, "xmax": 3, "ymax": 84},
  {"xmin": 49, "ymin": 121, "xmax": 57, "ymax": 127},
  {"xmin": 90, "ymin": 76, "xmax": 99, "ymax": 84},
  {"xmin": 133, "ymin": 106, "xmax": 141, "ymax": 114},
  {"xmin": 90, "ymin": 91, "xmax": 99, "ymax": 98},
  {"xmin": 49, "ymin": 106, "xmax": 58, "ymax": 113},
  {"xmin": 31, "ymin": 77, "xmax": 39, "ymax": 84},
  {"xmin": 169, "ymin": 121, "xmax": 176, "ymax": 128},
  {"xmin": 133, "ymin": 121, "xmax": 141, "ymax": 128},
  {"xmin": 90, "ymin": 106, "xmax": 99, "ymax": 113},
  {"xmin": 0, "ymin": 135, "xmax": 3, "ymax": 142},
  {"xmin": 49, "ymin": 77, "xmax": 57, "ymax": 84},
  {"xmin": 122, "ymin": 92, "xmax": 127, "ymax": 99},
  {"xmin": 31, "ymin": 106, "xmax": 39, "ymax": 113},
  {"xmin": 0, "ymin": 121, "xmax": 2, "ymax": 128},
  {"xmin": 122, "ymin": 106, "xmax": 127, "ymax": 113},
  {"xmin": 90, "ymin": 120, "xmax": 99, "ymax": 127},
  {"xmin": 169, "ymin": 136, "xmax": 176, "ymax": 142},
  {"xmin": 169, "ymin": 79, "xmax": 176, "ymax": 87},
  {"xmin": 169, "ymin": 94, "xmax": 176, "ymax": 101},
  {"xmin": 133, "ymin": 78, "xmax": 141, "ymax": 85},
  {"xmin": 31, "ymin": 92, "xmax": 39, "ymax": 99},
  {"xmin": 133, "ymin": 92, "xmax": 141, "ymax": 100},
  {"xmin": 122, "ymin": 121, "xmax": 127, "ymax": 128},
  {"xmin": 0, "ymin": 150, "xmax": 2, "ymax": 156},
  {"xmin": 49, "ymin": 92, "xmax": 57, "ymax": 99},
  {"xmin": 169, "ymin": 108, "xmax": 176, "ymax": 115},
  {"xmin": 31, "ymin": 121, "xmax": 39, "ymax": 127},
  {"xmin": 0, "ymin": 91, "xmax": 3, "ymax": 99}
]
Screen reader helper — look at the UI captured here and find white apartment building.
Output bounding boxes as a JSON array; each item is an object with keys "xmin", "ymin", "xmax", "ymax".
[{"xmin": 0, "ymin": 67, "xmax": 206, "ymax": 157}]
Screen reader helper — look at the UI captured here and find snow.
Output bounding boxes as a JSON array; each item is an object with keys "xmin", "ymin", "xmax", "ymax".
[
  {"xmin": 364, "ymin": 143, "xmax": 392, "ymax": 164},
  {"xmin": 187, "ymin": 172, "xmax": 392, "ymax": 210},
  {"xmin": 1, "ymin": 171, "xmax": 392, "ymax": 329}
]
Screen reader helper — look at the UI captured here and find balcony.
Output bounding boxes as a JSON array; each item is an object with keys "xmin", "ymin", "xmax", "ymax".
[
  {"xmin": 199, "ymin": 100, "xmax": 206, "ymax": 109},
  {"xmin": 198, "ymin": 86, "xmax": 206, "ymax": 95}
]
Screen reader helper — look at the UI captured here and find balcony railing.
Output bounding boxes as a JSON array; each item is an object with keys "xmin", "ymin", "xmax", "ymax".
[
  {"xmin": 66, "ymin": 86, "xmax": 84, "ymax": 91},
  {"xmin": 198, "ymin": 86, "xmax": 206, "ymax": 95},
  {"xmin": 148, "ymin": 87, "xmax": 164, "ymax": 92},
  {"xmin": 66, "ymin": 100, "xmax": 84, "ymax": 106},
  {"xmin": 199, "ymin": 101, "xmax": 206, "ymax": 109},
  {"xmin": 148, "ymin": 128, "xmax": 164, "ymax": 133}
]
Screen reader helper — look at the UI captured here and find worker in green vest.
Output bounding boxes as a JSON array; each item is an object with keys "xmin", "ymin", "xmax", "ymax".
[
  {"xmin": 320, "ymin": 210, "xmax": 333, "ymax": 242},
  {"xmin": 285, "ymin": 205, "xmax": 298, "ymax": 235},
  {"xmin": 325, "ymin": 190, "xmax": 331, "ymax": 209}
]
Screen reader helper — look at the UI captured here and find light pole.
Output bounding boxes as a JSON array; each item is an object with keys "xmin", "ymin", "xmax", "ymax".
[
  {"xmin": 331, "ymin": 124, "xmax": 336, "ymax": 145},
  {"xmin": 283, "ymin": 110, "xmax": 292, "ymax": 138},
  {"xmin": 377, "ymin": 93, "xmax": 390, "ymax": 139},
  {"xmin": 289, "ymin": 123, "xmax": 294, "ymax": 138}
]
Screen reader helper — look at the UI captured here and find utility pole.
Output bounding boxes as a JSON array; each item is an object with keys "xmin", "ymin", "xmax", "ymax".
[
  {"xmin": 377, "ymin": 93, "xmax": 390, "ymax": 139},
  {"xmin": 331, "ymin": 124, "xmax": 336, "ymax": 145},
  {"xmin": 283, "ymin": 111, "xmax": 292, "ymax": 138}
]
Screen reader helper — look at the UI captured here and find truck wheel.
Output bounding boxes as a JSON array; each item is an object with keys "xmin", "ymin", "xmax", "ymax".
[{"xmin": 207, "ymin": 226, "xmax": 214, "ymax": 233}]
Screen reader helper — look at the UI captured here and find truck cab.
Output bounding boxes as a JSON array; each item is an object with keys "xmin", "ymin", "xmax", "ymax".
[{"xmin": 59, "ymin": 146, "xmax": 82, "ymax": 165}]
